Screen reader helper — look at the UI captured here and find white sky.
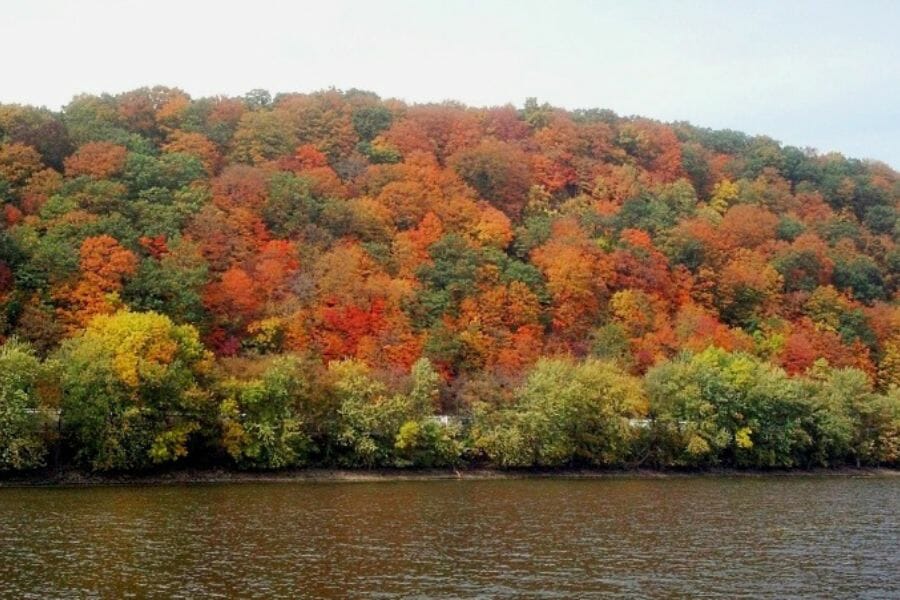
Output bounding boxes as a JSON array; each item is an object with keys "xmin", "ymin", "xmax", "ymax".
[{"xmin": 2, "ymin": 0, "xmax": 898, "ymax": 167}]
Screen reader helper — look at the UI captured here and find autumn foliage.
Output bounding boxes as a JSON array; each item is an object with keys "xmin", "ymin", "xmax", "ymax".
[{"xmin": 0, "ymin": 87, "xmax": 897, "ymax": 472}]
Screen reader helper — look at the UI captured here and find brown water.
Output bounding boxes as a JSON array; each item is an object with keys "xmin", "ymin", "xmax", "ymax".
[{"xmin": 0, "ymin": 475, "xmax": 897, "ymax": 598}]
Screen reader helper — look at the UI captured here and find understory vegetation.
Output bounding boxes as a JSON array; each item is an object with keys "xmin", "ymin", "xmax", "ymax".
[{"xmin": 1, "ymin": 325, "xmax": 897, "ymax": 472}]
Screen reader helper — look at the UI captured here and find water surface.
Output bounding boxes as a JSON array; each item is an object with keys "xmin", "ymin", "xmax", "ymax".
[{"xmin": 1, "ymin": 475, "xmax": 897, "ymax": 598}]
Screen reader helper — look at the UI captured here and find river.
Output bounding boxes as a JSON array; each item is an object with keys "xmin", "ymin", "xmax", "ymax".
[{"xmin": 0, "ymin": 475, "xmax": 897, "ymax": 598}]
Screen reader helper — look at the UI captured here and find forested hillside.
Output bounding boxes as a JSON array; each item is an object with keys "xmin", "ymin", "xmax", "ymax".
[{"xmin": 0, "ymin": 87, "xmax": 897, "ymax": 472}]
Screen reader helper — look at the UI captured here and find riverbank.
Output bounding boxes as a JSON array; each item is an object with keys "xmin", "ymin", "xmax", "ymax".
[{"xmin": 1, "ymin": 466, "xmax": 897, "ymax": 487}]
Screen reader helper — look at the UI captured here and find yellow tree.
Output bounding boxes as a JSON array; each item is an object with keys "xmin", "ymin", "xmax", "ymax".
[{"xmin": 58, "ymin": 310, "xmax": 213, "ymax": 471}]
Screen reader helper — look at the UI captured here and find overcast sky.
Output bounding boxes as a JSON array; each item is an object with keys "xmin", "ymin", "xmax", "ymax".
[{"xmin": 2, "ymin": 0, "xmax": 898, "ymax": 167}]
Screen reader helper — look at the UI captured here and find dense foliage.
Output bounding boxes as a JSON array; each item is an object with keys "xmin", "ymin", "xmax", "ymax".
[{"xmin": 0, "ymin": 88, "xmax": 897, "ymax": 471}]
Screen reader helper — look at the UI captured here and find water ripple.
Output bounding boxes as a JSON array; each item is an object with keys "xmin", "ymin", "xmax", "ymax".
[{"xmin": 0, "ymin": 476, "xmax": 897, "ymax": 598}]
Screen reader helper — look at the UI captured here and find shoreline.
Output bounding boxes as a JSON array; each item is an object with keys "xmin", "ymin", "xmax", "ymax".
[{"xmin": 1, "ymin": 466, "xmax": 897, "ymax": 488}]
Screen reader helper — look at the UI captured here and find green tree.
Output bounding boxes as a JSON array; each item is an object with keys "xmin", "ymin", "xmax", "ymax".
[
  {"xmin": 124, "ymin": 239, "xmax": 209, "ymax": 325},
  {"xmin": 218, "ymin": 356, "xmax": 313, "ymax": 469},
  {"xmin": 394, "ymin": 418, "xmax": 462, "ymax": 467},
  {"xmin": 810, "ymin": 369, "xmax": 899, "ymax": 466},
  {"xmin": 394, "ymin": 358, "xmax": 462, "ymax": 467},
  {"xmin": 473, "ymin": 358, "xmax": 646, "ymax": 467},
  {"xmin": 329, "ymin": 358, "xmax": 458, "ymax": 467},
  {"xmin": 352, "ymin": 104, "xmax": 393, "ymax": 142},
  {"xmin": 122, "ymin": 152, "xmax": 205, "ymax": 195},
  {"xmin": 329, "ymin": 359, "xmax": 411, "ymax": 467},
  {"xmin": 832, "ymin": 255, "xmax": 886, "ymax": 303},
  {"xmin": 414, "ymin": 234, "xmax": 482, "ymax": 326},
  {"xmin": 0, "ymin": 339, "xmax": 55, "ymax": 470},
  {"xmin": 645, "ymin": 348, "xmax": 809, "ymax": 468},
  {"xmin": 263, "ymin": 172, "xmax": 323, "ymax": 237}
]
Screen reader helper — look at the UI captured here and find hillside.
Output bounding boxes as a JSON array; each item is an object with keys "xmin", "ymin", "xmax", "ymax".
[{"xmin": 0, "ymin": 87, "xmax": 897, "ymax": 472}]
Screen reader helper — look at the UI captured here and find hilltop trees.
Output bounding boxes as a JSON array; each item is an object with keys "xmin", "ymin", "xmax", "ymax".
[{"xmin": 0, "ymin": 87, "xmax": 897, "ymax": 472}]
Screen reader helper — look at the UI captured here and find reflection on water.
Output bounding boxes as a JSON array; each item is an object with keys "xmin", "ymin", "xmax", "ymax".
[{"xmin": 0, "ymin": 476, "xmax": 897, "ymax": 598}]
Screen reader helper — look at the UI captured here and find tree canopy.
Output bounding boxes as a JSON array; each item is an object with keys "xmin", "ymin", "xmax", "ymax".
[{"xmin": 0, "ymin": 87, "xmax": 897, "ymax": 471}]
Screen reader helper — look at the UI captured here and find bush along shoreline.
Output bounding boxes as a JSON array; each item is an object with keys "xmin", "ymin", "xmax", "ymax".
[{"xmin": 1, "ymin": 314, "xmax": 897, "ymax": 476}]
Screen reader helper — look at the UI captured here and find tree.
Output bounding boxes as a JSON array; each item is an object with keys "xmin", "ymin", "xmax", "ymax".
[
  {"xmin": 63, "ymin": 141, "xmax": 128, "ymax": 179},
  {"xmin": 328, "ymin": 359, "xmax": 410, "ymax": 467},
  {"xmin": 230, "ymin": 110, "xmax": 296, "ymax": 164},
  {"xmin": 715, "ymin": 249, "xmax": 782, "ymax": 327},
  {"xmin": 352, "ymin": 104, "xmax": 393, "ymax": 142},
  {"xmin": 617, "ymin": 119, "xmax": 684, "ymax": 182},
  {"xmin": 326, "ymin": 357, "xmax": 457, "ymax": 467},
  {"xmin": 0, "ymin": 143, "xmax": 43, "ymax": 188},
  {"xmin": 379, "ymin": 103, "xmax": 480, "ymax": 163},
  {"xmin": 450, "ymin": 139, "xmax": 532, "ymax": 218},
  {"xmin": 0, "ymin": 104, "xmax": 72, "ymax": 168},
  {"xmin": 531, "ymin": 219, "xmax": 608, "ymax": 344},
  {"xmin": 718, "ymin": 204, "xmax": 778, "ymax": 250},
  {"xmin": 394, "ymin": 358, "xmax": 462, "ymax": 467},
  {"xmin": 274, "ymin": 90, "xmax": 357, "ymax": 161},
  {"xmin": 772, "ymin": 234, "xmax": 833, "ymax": 293},
  {"xmin": 204, "ymin": 266, "xmax": 261, "ymax": 330},
  {"xmin": 645, "ymin": 348, "xmax": 810, "ymax": 468},
  {"xmin": 415, "ymin": 234, "xmax": 483, "ymax": 325},
  {"xmin": 62, "ymin": 93, "xmax": 124, "ymax": 146},
  {"xmin": 803, "ymin": 368, "xmax": 899, "ymax": 466},
  {"xmin": 57, "ymin": 311, "xmax": 212, "ymax": 471},
  {"xmin": 55, "ymin": 235, "xmax": 138, "ymax": 333},
  {"xmin": 0, "ymin": 339, "xmax": 55, "ymax": 470},
  {"xmin": 832, "ymin": 254, "xmax": 886, "ymax": 304},
  {"xmin": 186, "ymin": 204, "xmax": 269, "ymax": 271},
  {"xmin": 162, "ymin": 130, "xmax": 221, "ymax": 174},
  {"xmin": 262, "ymin": 171, "xmax": 322, "ymax": 237},
  {"xmin": 122, "ymin": 151, "xmax": 205, "ymax": 193},
  {"xmin": 124, "ymin": 238, "xmax": 209, "ymax": 324},
  {"xmin": 473, "ymin": 358, "xmax": 646, "ymax": 467},
  {"xmin": 116, "ymin": 86, "xmax": 189, "ymax": 139},
  {"xmin": 218, "ymin": 355, "xmax": 313, "ymax": 469},
  {"xmin": 878, "ymin": 336, "xmax": 900, "ymax": 391}
]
